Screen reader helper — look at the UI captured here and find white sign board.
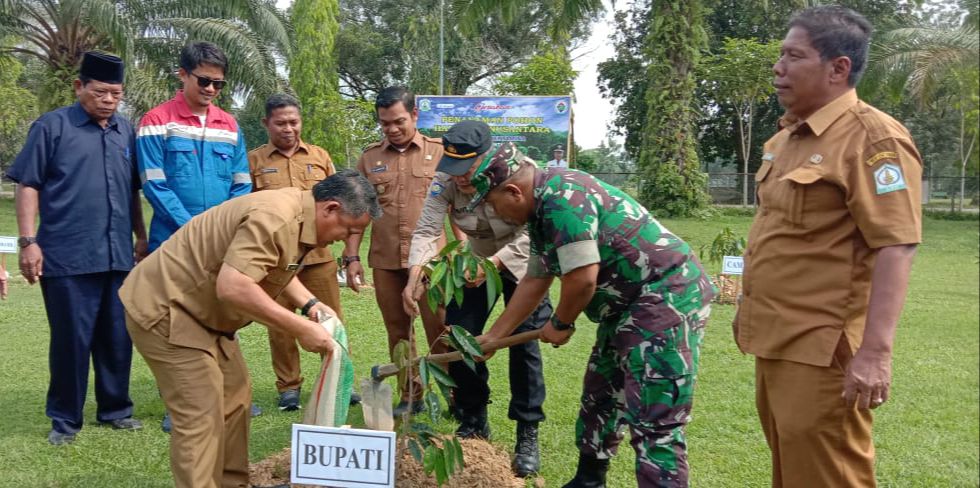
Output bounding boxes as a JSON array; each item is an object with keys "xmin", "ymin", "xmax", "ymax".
[
  {"xmin": 0, "ymin": 236, "xmax": 16, "ymax": 254},
  {"xmin": 721, "ymin": 256, "xmax": 744, "ymax": 275},
  {"xmin": 291, "ymin": 424, "xmax": 396, "ymax": 488}
]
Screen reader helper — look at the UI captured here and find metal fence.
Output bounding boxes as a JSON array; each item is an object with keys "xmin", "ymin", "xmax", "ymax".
[{"xmin": 591, "ymin": 171, "xmax": 979, "ymax": 210}]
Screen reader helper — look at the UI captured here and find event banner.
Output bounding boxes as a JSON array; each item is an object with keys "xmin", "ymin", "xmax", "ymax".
[{"xmin": 415, "ymin": 95, "xmax": 572, "ymax": 165}]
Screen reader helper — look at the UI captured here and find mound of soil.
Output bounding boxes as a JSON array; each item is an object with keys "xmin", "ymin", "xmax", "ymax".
[{"xmin": 249, "ymin": 438, "xmax": 533, "ymax": 488}]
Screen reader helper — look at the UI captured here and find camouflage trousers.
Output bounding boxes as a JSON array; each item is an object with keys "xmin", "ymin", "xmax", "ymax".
[{"xmin": 575, "ymin": 293, "xmax": 710, "ymax": 487}]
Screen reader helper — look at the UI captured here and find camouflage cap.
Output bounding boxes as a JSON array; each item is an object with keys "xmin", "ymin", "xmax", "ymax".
[{"xmin": 466, "ymin": 142, "xmax": 526, "ymax": 211}]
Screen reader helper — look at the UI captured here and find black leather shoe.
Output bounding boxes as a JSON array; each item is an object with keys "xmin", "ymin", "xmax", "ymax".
[
  {"xmin": 455, "ymin": 406, "xmax": 490, "ymax": 440},
  {"xmin": 561, "ymin": 452, "xmax": 609, "ymax": 488},
  {"xmin": 278, "ymin": 389, "xmax": 301, "ymax": 411},
  {"xmin": 47, "ymin": 429, "xmax": 76, "ymax": 446},
  {"xmin": 349, "ymin": 392, "xmax": 362, "ymax": 406},
  {"xmin": 512, "ymin": 421, "xmax": 540, "ymax": 477},
  {"xmin": 100, "ymin": 417, "xmax": 143, "ymax": 430}
]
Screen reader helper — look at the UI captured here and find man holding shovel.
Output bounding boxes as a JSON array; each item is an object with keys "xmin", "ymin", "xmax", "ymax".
[
  {"xmin": 474, "ymin": 158, "xmax": 715, "ymax": 487},
  {"xmin": 402, "ymin": 121, "xmax": 551, "ymax": 477},
  {"xmin": 119, "ymin": 170, "xmax": 380, "ymax": 488}
]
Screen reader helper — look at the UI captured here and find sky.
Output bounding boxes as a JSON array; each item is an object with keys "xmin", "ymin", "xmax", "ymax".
[{"xmin": 569, "ymin": 6, "xmax": 618, "ymax": 149}]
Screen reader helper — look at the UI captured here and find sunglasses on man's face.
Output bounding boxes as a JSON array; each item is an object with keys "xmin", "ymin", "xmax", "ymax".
[{"xmin": 189, "ymin": 72, "xmax": 227, "ymax": 90}]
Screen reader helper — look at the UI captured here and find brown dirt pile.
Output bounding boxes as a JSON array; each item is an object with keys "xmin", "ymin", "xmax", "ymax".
[{"xmin": 249, "ymin": 438, "xmax": 532, "ymax": 487}]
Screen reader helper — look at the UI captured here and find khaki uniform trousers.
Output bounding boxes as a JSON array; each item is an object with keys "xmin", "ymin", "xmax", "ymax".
[
  {"xmin": 126, "ymin": 312, "xmax": 251, "ymax": 488},
  {"xmin": 373, "ymin": 267, "xmax": 447, "ymax": 401},
  {"xmin": 268, "ymin": 261, "xmax": 343, "ymax": 393},
  {"xmin": 756, "ymin": 336, "xmax": 875, "ymax": 488}
]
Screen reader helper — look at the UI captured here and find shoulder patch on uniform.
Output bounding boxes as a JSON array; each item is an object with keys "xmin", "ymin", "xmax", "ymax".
[
  {"xmin": 865, "ymin": 151, "xmax": 897, "ymax": 166},
  {"xmin": 429, "ymin": 181, "xmax": 445, "ymax": 197},
  {"xmin": 874, "ymin": 162, "xmax": 907, "ymax": 194},
  {"xmin": 361, "ymin": 141, "xmax": 383, "ymax": 151}
]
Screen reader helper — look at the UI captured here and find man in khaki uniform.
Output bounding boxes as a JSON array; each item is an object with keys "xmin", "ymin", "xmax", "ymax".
[
  {"xmin": 404, "ymin": 122, "xmax": 551, "ymax": 477},
  {"xmin": 248, "ymin": 93, "xmax": 342, "ymax": 411},
  {"xmin": 735, "ymin": 7, "xmax": 921, "ymax": 487},
  {"xmin": 343, "ymin": 86, "xmax": 446, "ymax": 416},
  {"xmin": 120, "ymin": 171, "xmax": 380, "ymax": 488}
]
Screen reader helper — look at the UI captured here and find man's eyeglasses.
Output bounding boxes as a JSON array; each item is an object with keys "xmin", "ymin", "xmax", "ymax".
[{"xmin": 189, "ymin": 72, "xmax": 227, "ymax": 90}]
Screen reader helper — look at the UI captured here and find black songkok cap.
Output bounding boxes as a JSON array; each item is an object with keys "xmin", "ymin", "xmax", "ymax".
[{"xmin": 79, "ymin": 51, "xmax": 124, "ymax": 84}]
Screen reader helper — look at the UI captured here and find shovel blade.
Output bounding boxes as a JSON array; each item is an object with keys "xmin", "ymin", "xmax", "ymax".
[{"xmin": 360, "ymin": 378, "xmax": 394, "ymax": 431}]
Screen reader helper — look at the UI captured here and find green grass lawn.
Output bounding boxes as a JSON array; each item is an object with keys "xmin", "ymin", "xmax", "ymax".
[{"xmin": 0, "ymin": 198, "xmax": 977, "ymax": 487}]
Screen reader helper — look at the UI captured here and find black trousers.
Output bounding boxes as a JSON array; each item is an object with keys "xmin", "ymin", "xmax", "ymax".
[
  {"xmin": 444, "ymin": 277, "xmax": 550, "ymax": 423},
  {"xmin": 40, "ymin": 271, "xmax": 134, "ymax": 434}
]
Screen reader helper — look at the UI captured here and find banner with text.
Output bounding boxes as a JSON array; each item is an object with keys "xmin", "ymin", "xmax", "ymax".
[{"xmin": 416, "ymin": 95, "xmax": 572, "ymax": 165}]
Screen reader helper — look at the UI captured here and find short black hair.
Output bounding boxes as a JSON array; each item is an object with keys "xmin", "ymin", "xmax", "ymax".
[
  {"xmin": 312, "ymin": 169, "xmax": 383, "ymax": 219},
  {"xmin": 265, "ymin": 93, "xmax": 301, "ymax": 118},
  {"xmin": 375, "ymin": 86, "xmax": 414, "ymax": 113},
  {"xmin": 179, "ymin": 41, "xmax": 228, "ymax": 75},
  {"xmin": 788, "ymin": 6, "xmax": 872, "ymax": 86}
]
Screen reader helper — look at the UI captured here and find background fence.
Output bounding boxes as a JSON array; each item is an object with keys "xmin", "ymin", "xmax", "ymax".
[{"xmin": 590, "ymin": 171, "xmax": 979, "ymax": 211}]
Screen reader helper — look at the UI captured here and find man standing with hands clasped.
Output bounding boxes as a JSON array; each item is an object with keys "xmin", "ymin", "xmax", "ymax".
[
  {"xmin": 6, "ymin": 51, "xmax": 147, "ymax": 445},
  {"xmin": 735, "ymin": 6, "xmax": 922, "ymax": 487},
  {"xmin": 248, "ymin": 93, "xmax": 345, "ymax": 412}
]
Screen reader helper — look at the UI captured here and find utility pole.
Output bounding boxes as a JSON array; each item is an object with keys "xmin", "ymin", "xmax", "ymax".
[{"xmin": 439, "ymin": 0, "xmax": 445, "ymax": 95}]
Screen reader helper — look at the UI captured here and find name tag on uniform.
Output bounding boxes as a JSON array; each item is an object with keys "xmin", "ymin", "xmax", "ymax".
[
  {"xmin": 370, "ymin": 165, "xmax": 388, "ymax": 173},
  {"xmin": 286, "ymin": 263, "xmax": 301, "ymax": 271},
  {"xmin": 261, "ymin": 168, "xmax": 278, "ymax": 174}
]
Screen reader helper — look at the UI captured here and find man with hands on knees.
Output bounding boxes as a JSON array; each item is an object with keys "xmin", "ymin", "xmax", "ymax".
[
  {"xmin": 474, "ymin": 156, "xmax": 715, "ymax": 488},
  {"xmin": 402, "ymin": 121, "xmax": 551, "ymax": 477},
  {"xmin": 119, "ymin": 170, "xmax": 380, "ymax": 488}
]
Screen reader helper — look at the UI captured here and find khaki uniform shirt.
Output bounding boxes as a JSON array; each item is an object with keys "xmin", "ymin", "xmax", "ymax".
[
  {"xmin": 408, "ymin": 172, "xmax": 530, "ymax": 280},
  {"xmin": 356, "ymin": 131, "xmax": 443, "ymax": 269},
  {"xmin": 737, "ymin": 90, "xmax": 922, "ymax": 367},
  {"xmin": 249, "ymin": 140, "xmax": 335, "ymax": 265},
  {"xmin": 119, "ymin": 188, "xmax": 320, "ymax": 350}
]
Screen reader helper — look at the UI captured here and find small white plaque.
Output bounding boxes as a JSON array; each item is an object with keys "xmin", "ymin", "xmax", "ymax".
[
  {"xmin": 291, "ymin": 424, "xmax": 396, "ymax": 488},
  {"xmin": 721, "ymin": 256, "xmax": 744, "ymax": 275},
  {"xmin": 0, "ymin": 236, "xmax": 16, "ymax": 254}
]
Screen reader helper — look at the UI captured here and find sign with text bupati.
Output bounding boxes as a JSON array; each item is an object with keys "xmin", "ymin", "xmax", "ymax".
[
  {"xmin": 722, "ymin": 256, "xmax": 744, "ymax": 275},
  {"xmin": 291, "ymin": 424, "xmax": 396, "ymax": 487},
  {"xmin": 415, "ymin": 95, "xmax": 573, "ymax": 165}
]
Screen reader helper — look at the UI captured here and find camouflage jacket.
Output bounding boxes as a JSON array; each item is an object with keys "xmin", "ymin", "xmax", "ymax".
[{"xmin": 526, "ymin": 168, "xmax": 715, "ymax": 325}]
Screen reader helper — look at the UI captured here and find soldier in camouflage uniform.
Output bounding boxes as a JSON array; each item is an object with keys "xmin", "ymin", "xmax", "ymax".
[{"xmin": 473, "ymin": 151, "xmax": 715, "ymax": 487}]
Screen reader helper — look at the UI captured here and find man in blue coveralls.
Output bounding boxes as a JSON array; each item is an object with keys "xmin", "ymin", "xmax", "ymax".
[
  {"xmin": 136, "ymin": 41, "xmax": 258, "ymax": 431},
  {"xmin": 7, "ymin": 51, "xmax": 148, "ymax": 445}
]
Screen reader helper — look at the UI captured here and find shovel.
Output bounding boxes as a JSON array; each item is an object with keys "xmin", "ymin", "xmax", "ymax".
[{"xmin": 361, "ymin": 329, "xmax": 542, "ymax": 431}]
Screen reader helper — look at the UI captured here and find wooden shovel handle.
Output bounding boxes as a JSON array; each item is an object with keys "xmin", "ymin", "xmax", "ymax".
[{"xmin": 370, "ymin": 329, "xmax": 542, "ymax": 381}]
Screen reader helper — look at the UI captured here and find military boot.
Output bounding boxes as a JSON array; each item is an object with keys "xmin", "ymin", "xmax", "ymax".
[
  {"xmin": 561, "ymin": 452, "xmax": 609, "ymax": 488},
  {"xmin": 512, "ymin": 421, "xmax": 540, "ymax": 477},
  {"xmin": 455, "ymin": 405, "xmax": 490, "ymax": 439}
]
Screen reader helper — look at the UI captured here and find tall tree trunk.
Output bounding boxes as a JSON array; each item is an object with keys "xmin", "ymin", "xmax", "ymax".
[
  {"xmin": 637, "ymin": 0, "xmax": 710, "ymax": 217},
  {"xmin": 290, "ymin": 0, "xmax": 343, "ymax": 155}
]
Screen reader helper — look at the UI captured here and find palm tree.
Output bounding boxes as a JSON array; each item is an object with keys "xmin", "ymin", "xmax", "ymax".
[
  {"xmin": 0, "ymin": 0, "xmax": 291, "ymax": 115},
  {"xmin": 866, "ymin": 0, "xmax": 979, "ymax": 211}
]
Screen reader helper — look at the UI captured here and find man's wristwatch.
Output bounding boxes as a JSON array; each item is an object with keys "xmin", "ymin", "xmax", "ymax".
[
  {"xmin": 551, "ymin": 314, "xmax": 575, "ymax": 331},
  {"xmin": 341, "ymin": 255, "xmax": 360, "ymax": 267},
  {"xmin": 300, "ymin": 297, "xmax": 320, "ymax": 316},
  {"xmin": 18, "ymin": 236, "xmax": 37, "ymax": 248}
]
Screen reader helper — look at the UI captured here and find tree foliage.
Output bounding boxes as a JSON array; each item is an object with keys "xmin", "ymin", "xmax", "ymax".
[
  {"xmin": 494, "ymin": 48, "xmax": 577, "ymax": 96},
  {"xmin": 0, "ymin": 0, "xmax": 291, "ymax": 115},
  {"xmin": 289, "ymin": 0, "xmax": 345, "ymax": 156},
  {"xmin": 336, "ymin": 0, "xmax": 593, "ymax": 98},
  {"xmin": 0, "ymin": 53, "xmax": 38, "ymax": 174},
  {"xmin": 701, "ymin": 37, "xmax": 780, "ymax": 205},
  {"xmin": 638, "ymin": 0, "xmax": 711, "ymax": 217}
]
